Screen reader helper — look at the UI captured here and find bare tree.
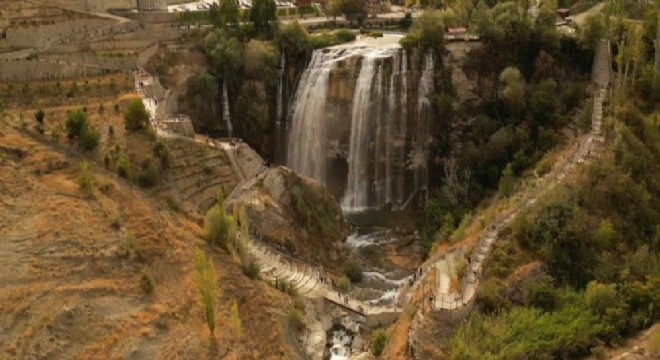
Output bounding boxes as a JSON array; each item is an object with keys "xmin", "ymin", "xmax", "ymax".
[{"xmin": 441, "ymin": 158, "xmax": 472, "ymax": 206}]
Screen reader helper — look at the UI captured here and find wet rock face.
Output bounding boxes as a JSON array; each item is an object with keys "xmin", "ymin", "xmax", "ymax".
[{"xmin": 226, "ymin": 166, "xmax": 349, "ymax": 266}]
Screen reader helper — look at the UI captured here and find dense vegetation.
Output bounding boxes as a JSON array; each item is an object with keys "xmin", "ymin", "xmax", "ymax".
[
  {"xmin": 417, "ymin": 1, "xmax": 598, "ymax": 258},
  {"xmin": 186, "ymin": 5, "xmax": 357, "ymax": 157},
  {"xmin": 447, "ymin": 2, "xmax": 660, "ymax": 357}
]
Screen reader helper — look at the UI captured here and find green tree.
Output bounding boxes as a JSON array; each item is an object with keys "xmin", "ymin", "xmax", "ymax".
[
  {"xmin": 215, "ymin": 0, "xmax": 239, "ymax": 28},
  {"xmin": 578, "ymin": 14, "xmax": 606, "ymax": 51},
  {"xmin": 204, "ymin": 191, "xmax": 234, "ymax": 250},
  {"xmin": 124, "ymin": 100, "xmax": 150, "ymax": 132},
  {"xmin": 194, "ymin": 248, "xmax": 217, "ymax": 336},
  {"xmin": 117, "ymin": 153, "xmax": 132, "ymax": 179},
  {"xmin": 250, "ymin": 0, "xmax": 277, "ymax": 38},
  {"xmin": 230, "ymin": 300, "xmax": 242, "ymax": 343},
  {"xmin": 371, "ymin": 328, "xmax": 388, "ymax": 357},
  {"xmin": 498, "ymin": 163, "xmax": 515, "ymax": 197},
  {"xmin": 35, "ymin": 108, "xmax": 45, "ymax": 134},
  {"xmin": 190, "ymin": 73, "xmax": 219, "ymax": 130},
  {"xmin": 65, "ymin": 110, "xmax": 88, "ymax": 139},
  {"xmin": 327, "ymin": 0, "xmax": 343, "ymax": 19},
  {"xmin": 499, "ymin": 66, "xmax": 525, "ymax": 114},
  {"xmin": 586, "ymin": 281, "xmax": 619, "ymax": 316},
  {"xmin": 402, "ymin": 11, "xmax": 446, "ymax": 54},
  {"xmin": 208, "ymin": 30, "xmax": 244, "ymax": 87},
  {"xmin": 276, "ymin": 21, "xmax": 311, "ymax": 57},
  {"xmin": 77, "ymin": 161, "xmax": 94, "ymax": 197},
  {"xmin": 80, "ymin": 124, "xmax": 100, "ymax": 151}
]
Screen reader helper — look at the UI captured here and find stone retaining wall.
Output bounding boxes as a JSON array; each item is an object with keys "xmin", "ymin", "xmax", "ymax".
[{"xmin": 0, "ymin": 60, "xmax": 110, "ymax": 81}]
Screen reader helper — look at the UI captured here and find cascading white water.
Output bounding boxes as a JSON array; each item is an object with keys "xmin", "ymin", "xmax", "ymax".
[
  {"xmin": 287, "ymin": 50, "xmax": 338, "ymax": 183},
  {"xmin": 342, "ymin": 56, "xmax": 379, "ymax": 211},
  {"xmin": 414, "ymin": 51, "xmax": 434, "ymax": 196},
  {"xmin": 286, "ymin": 35, "xmax": 431, "ymax": 212},
  {"xmin": 222, "ymin": 82, "xmax": 233, "ymax": 137},
  {"xmin": 276, "ymin": 53, "xmax": 285, "ymax": 126}
]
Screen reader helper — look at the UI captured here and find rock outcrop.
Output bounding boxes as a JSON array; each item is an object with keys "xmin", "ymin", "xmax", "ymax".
[{"xmin": 226, "ymin": 166, "xmax": 349, "ymax": 266}]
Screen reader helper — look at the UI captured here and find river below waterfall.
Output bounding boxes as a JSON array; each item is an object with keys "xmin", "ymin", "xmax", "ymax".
[{"xmin": 343, "ymin": 211, "xmax": 420, "ymax": 307}]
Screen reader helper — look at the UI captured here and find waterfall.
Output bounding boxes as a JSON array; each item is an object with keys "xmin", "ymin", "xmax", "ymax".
[
  {"xmin": 397, "ymin": 52, "xmax": 408, "ymax": 207},
  {"xmin": 276, "ymin": 53, "xmax": 286, "ymax": 125},
  {"xmin": 285, "ymin": 35, "xmax": 430, "ymax": 213},
  {"xmin": 342, "ymin": 56, "xmax": 378, "ymax": 211},
  {"xmin": 222, "ymin": 82, "xmax": 233, "ymax": 137},
  {"xmin": 287, "ymin": 50, "xmax": 338, "ymax": 183},
  {"xmin": 414, "ymin": 51, "xmax": 434, "ymax": 198}
]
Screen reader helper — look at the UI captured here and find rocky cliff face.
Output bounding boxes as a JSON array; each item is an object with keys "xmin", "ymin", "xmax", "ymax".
[{"xmin": 226, "ymin": 166, "xmax": 349, "ymax": 266}]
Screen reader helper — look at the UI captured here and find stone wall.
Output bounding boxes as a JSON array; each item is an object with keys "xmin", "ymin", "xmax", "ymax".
[
  {"xmin": 0, "ymin": 60, "xmax": 109, "ymax": 81},
  {"xmin": 6, "ymin": 18, "xmax": 140, "ymax": 50},
  {"xmin": 36, "ymin": 0, "xmax": 137, "ymax": 12}
]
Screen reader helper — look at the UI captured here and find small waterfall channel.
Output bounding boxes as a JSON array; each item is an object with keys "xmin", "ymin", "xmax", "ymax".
[
  {"xmin": 286, "ymin": 35, "xmax": 433, "ymax": 212},
  {"xmin": 222, "ymin": 82, "xmax": 233, "ymax": 137}
]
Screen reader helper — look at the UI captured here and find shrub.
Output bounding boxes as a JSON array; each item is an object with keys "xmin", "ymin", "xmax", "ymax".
[
  {"xmin": 108, "ymin": 124, "xmax": 115, "ymax": 138},
  {"xmin": 140, "ymin": 267, "xmax": 155, "ymax": 294},
  {"xmin": 335, "ymin": 29, "xmax": 356, "ymax": 42},
  {"xmin": 35, "ymin": 108, "xmax": 45, "ymax": 125},
  {"xmin": 124, "ymin": 100, "xmax": 149, "ymax": 132},
  {"xmin": 79, "ymin": 125, "xmax": 100, "ymax": 151},
  {"xmin": 371, "ymin": 328, "xmax": 388, "ymax": 357},
  {"xmin": 153, "ymin": 140, "xmax": 170, "ymax": 168},
  {"xmin": 194, "ymin": 248, "xmax": 217, "ymax": 335},
  {"xmin": 240, "ymin": 255, "xmax": 260, "ymax": 279},
  {"xmin": 65, "ymin": 110, "xmax": 88, "ymax": 139},
  {"xmin": 344, "ymin": 260, "xmax": 363, "ymax": 283},
  {"xmin": 103, "ymin": 153, "xmax": 111, "ymax": 168},
  {"xmin": 138, "ymin": 160, "xmax": 160, "ymax": 188},
  {"xmin": 77, "ymin": 161, "xmax": 94, "ymax": 197},
  {"xmin": 230, "ymin": 300, "xmax": 242, "ymax": 342},
  {"xmin": 336, "ymin": 275, "xmax": 350, "ymax": 291},
  {"xmin": 117, "ymin": 153, "xmax": 132, "ymax": 179},
  {"xmin": 204, "ymin": 192, "xmax": 233, "ymax": 250},
  {"xmin": 288, "ymin": 308, "xmax": 306, "ymax": 331}
]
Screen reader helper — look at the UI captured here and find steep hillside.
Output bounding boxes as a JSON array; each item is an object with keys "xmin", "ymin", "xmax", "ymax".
[{"xmin": 0, "ymin": 122, "xmax": 304, "ymax": 359}]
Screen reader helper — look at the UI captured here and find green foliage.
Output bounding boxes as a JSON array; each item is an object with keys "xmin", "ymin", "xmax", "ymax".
[
  {"xmin": 275, "ymin": 277, "xmax": 298, "ymax": 296},
  {"xmin": 309, "ymin": 30, "xmax": 356, "ymax": 49},
  {"xmin": 240, "ymin": 254, "xmax": 260, "ymax": 279},
  {"xmin": 210, "ymin": 0, "xmax": 239, "ymax": 28},
  {"xmin": 344, "ymin": 260, "xmax": 363, "ymax": 283},
  {"xmin": 250, "ymin": 0, "xmax": 277, "ymax": 38},
  {"xmin": 497, "ymin": 163, "xmax": 515, "ymax": 197},
  {"xmin": 35, "ymin": 108, "xmax": 45, "ymax": 124},
  {"xmin": 153, "ymin": 140, "xmax": 170, "ymax": 168},
  {"xmin": 400, "ymin": 11, "xmax": 445, "ymax": 54},
  {"xmin": 585, "ymin": 281, "xmax": 619, "ymax": 316},
  {"xmin": 289, "ymin": 183, "xmax": 341, "ymax": 239},
  {"xmin": 450, "ymin": 294, "xmax": 599, "ymax": 359},
  {"xmin": 77, "ymin": 161, "xmax": 94, "ymax": 198},
  {"xmin": 230, "ymin": 300, "xmax": 242, "ymax": 342},
  {"xmin": 204, "ymin": 191, "xmax": 234, "ymax": 250},
  {"xmin": 287, "ymin": 308, "xmax": 306, "ymax": 331},
  {"xmin": 116, "ymin": 153, "xmax": 131, "ymax": 180},
  {"xmin": 123, "ymin": 100, "xmax": 149, "ymax": 132},
  {"xmin": 140, "ymin": 267, "xmax": 155, "ymax": 295},
  {"xmin": 336, "ymin": 276, "xmax": 350, "ymax": 291},
  {"xmin": 578, "ymin": 14, "xmax": 606, "ymax": 51},
  {"xmin": 65, "ymin": 109, "xmax": 99, "ymax": 150},
  {"xmin": 189, "ymin": 73, "xmax": 219, "ymax": 130},
  {"xmin": 79, "ymin": 124, "xmax": 100, "ymax": 151},
  {"xmin": 275, "ymin": 20, "xmax": 310, "ymax": 57},
  {"xmin": 65, "ymin": 110, "xmax": 88, "ymax": 139},
  {"xmin": 370, "ymin": 328, "xmax": 388, "ymax": 357},
  {"xmin": 194, "ymin": 248, "xmax": 217, "ymax": 335},
  {"xmin": 138, "ymin": 160, "xmax": 160, "ymax": 188}
]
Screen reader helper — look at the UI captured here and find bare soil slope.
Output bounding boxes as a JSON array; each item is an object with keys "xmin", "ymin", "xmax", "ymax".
[{"xmin": 0, "ymin": 122, "xmax": 302, "ymax": 359}]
